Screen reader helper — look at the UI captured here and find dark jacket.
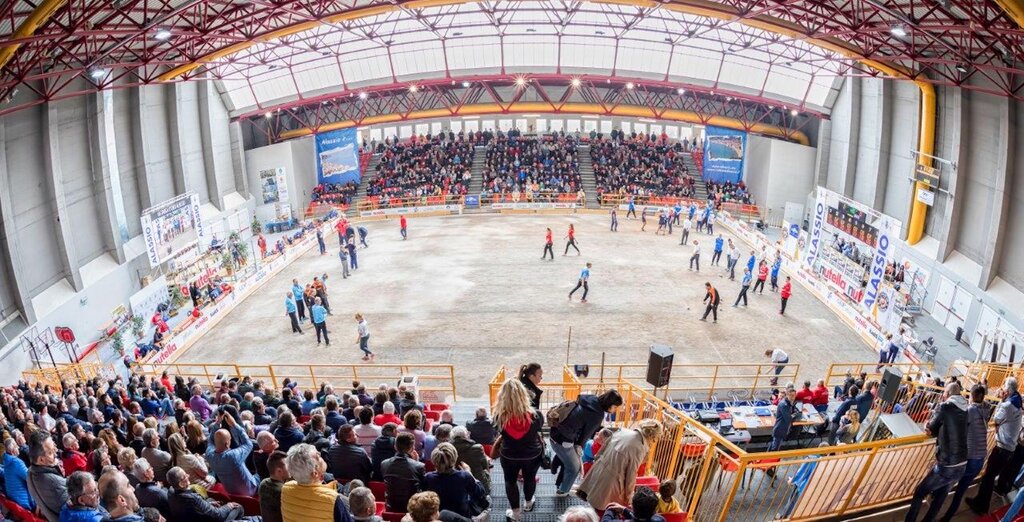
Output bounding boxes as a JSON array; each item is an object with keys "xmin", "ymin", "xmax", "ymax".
[
  {"xmin": 325, "ymin": 411, "xmax": 348, "ymax": 433},
  {"xmin": 498, "ymin": 411, "xmax": 544, "ymax": 461},
  {"xmin": 135, "ymin": 481, "xmax": 170, "ymax": 515},
  {"xmin": 854, "ymin": 391, "xmax": 875, "ymax": 421},
  {"xmin": 274, "ymin": 426, "xmax": 305, "ymax": 453},
  {"xmin": 451, "ymin": 437, "xmax": 490, "ymax": 488},
  {"xmin": 380, "ymin": 453, "xmax": 425, "ymax": 512},
  {"xmin": 168, "ymin": 487, "xmax": 244, "ymax": 522},
  {"xmin": 928, "ymin": 395, "xmax": 969, "ymax": 466},
  {"xmin": 772, "ymin": 399, "xmax": 798, "ymax": 447},
  {"xmin": 832, "ymin": 396, "xmax": 856, "ymax": 425},
  {"xmin": 465, "ymin": 417, "xmax": 497, "ymax": 445},
  {"xmin": 966, "ymin": 402, "xmax": 992, "ymax": 461},
  {"xmin": 551, "ymin": 395, "xmax": 605, "ymax": 446},
  {"xmin": 520, "ymin": 378, "xmax": 543, "ymax": 410},
  {"xmin": 370, "ymin": 435, "xmax": 396, "ymax": 481},
  {"xmin": 28, "ymin": 464, "xmax": 68, "ymax": 522},
  {"xmin": 328, "ymin": 441, "xmax": 372, "ymax": 484},
  {"xmin": 424, "ymin": 470, "xmax": 486, "ymax": 517}
]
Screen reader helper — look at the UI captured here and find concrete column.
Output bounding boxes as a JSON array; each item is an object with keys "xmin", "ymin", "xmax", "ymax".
[
  {"xmin": 42, "ymin": 104, "xmax": 84, "ymax": 291},
  {"xmin": 813, "ymin": 119, "xmax": 832, "ymax": 188},
  {"xmin": 840, "ymin": 77, "xmax": 861, "ymax": 198},
  {"xmin": 870, "ymin": 80, "xmax": 892, "ymax": 211},
  {"xmin": 229, "ymin": 121, "xmax": 250, "ymax": 199},
  {"xmin": 979, "ymin": 96, "xmax": 1014, "ymax": 288},
  {"xmin": 167, "ymin": 83, "xmax": 188, "ymax": 195},
  {"xmin": 198, "ymin": 81, "xmax": 225, "ymax": 210},
  {"xmin": 0, "ymin": 119, "xmax": 35, "ymax": 323},
  {"xmin": 935, "ymin": 88, "xmax": 967, "ymax": 262},
  {"xmin": 87, "ymin": 91, "xmax": 126, "ymax": 264},
  {"xmin": 131, "ymin": 86, "xmax": 158, "ymax": 209}
]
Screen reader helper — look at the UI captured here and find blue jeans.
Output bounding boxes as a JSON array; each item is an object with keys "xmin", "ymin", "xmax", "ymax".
[
  {"xmin": 1001, "ymin": 469, "xmax": 1024, "ymax": 522},
  {"xmin": 359, "ymin": 336, "xmax": 372, "ymax": 356},
  {"xmin": 549, "ymin": 439, "xmax": 581, "ymax": 494},
  {"xmin": 940, "ymin": 457, "xmax": 984, "ymax": 522},
  {"xmin": 905, "ymin": 463, "xmax": 966, "ymax": 522}
]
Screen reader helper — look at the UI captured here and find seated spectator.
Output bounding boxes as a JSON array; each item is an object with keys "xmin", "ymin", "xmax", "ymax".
[
  {"xmin": 399, "ymin": 392, "xmax": 423, "ymax": 417},
  {"xmin": 139, "ymin": 507, "xmax": 162, "ymax": 522},
  {"xmin": 464, "ymin": 409, "xmax": 497, "ymax": 446},
  {"xmin": 185, "ymin": 420, "xmax": 209, "ymax": 455},
  {"xmin": 274, "ymin": 411, "xmax": 305, "ymax": 453},
  {"xmin": 117, "ymin": 448, "xmax": 140, "ymax": 487},
  {"xmin": 399, "ymin": 410, "xmax": 427, "ymax": 456},
  {"xmin": 280, "ymin": 443, "xmax": 352, "ymax": 521},
  {"xmin": 28, "ymin": 431, "xmax": 69, "ymax": 522},
  {"xmin": 450, "ymin": 427, "xmax": 489, "ymax": 490},
  {"xmin": 422, "ymin": 424, "xmax": 450, "ymax": 467},
  {"xmin": 5, "ymin": 438, "xmax": 34, "ymax": 511},
  {"xmin": 432, "ymin": 411, "xmax": 456, "ymax": 436},
  {"xmin": 98, "ymin": 470, "xmax": 143, "ymax": 522},
  {"xmin": 795, "ymin": 381, "xmax": 815, "ymax": 405},
  {"xmin": 132, "ymin": 459, "xmax": 170, "ymax": 515},
  {"xmin": 423, "ymin": 443, "xmax": 488, "ymax": 520},
  {"xmin": 656, "ymin": 480, "xmax": 682, "ymax": 514},
  {"xmin": 59, "ymin": 471, "xmax": 103, "ymax": 522},
  {"xmin": 381, "ymin": 432, "xmax": 426, "ymax": 512},
  {"xmin": 328, "ymin": 424, "xmax": 372, "ymax": 484},
  {"xmin": 482, "ymin": 133, "xmax": 581, "ymax": 196},
  {"xmin": 561, "ymin": 506, "xmax": 601, "ymax": 522},
  {"xmin": 374, "ymin": 402, "xmax": 402, "ymax": 427},
  {"xmin": 349, "ymin": 486, "xmax": 383, "ymax": 522},
  {"xmin": 403, "ymin": 490, "xmax": 474, "ymax": 522},
  {"xmin": 204, "ymin": 412, "xmax": 258, "ymax": 497},
  {"xmin": 62, "ymin": 433, "xmax": 89, "ymax": 476},
  {"xmin": 140, "ymin": 429, "xmax": 171, "ymax": 483},
  {"xmin": 167, "ymin": 433, "xmax": 214, "ymax": 490},
  {"xmin": 166, "ymin": 466, "xmax": 245, "ymax": 522},
  {"xmin": 301, "ymin": 390, "xmax": 320, "ymax": 416},
  {"xmin": 356, "ymin": 408, "xmax": 382, "ymax": 453},
  {"xmin": 252, "ymin": 397, "xmax": 275, "ymax": 425},
  {"xmin": 303, "ymin": 413, "xmax": 331, "ymax": 450},
  {"xmin": 253, "ymin": 431, "xmax": 279, "ymax": 479},
  {"xmin": 590, "ymin": 136, "xmax": 690, "ymax": 199},
  {"xmin": 258, "ymin": 450, "xmax": 289, "ymax": 522},
  {"xmin": 601, "ymin": 487, "xmax": 665, "ymax": 522},
  {"xmin": 372, "ymin": 423, "xmax": 399, "ymax": 480},
  {"xmin": 368, "ymin": 135, "xmax": 473, "ymax": 201},
  {"xmin": 811, "ymin": 379, "xmax": 830, "ymax": 413},
  {"xmin": 325, "ymin": 397, "xmax": 347, "ymax": 433},
  {"xmin": 189, "ymin": 386, "xmax": 214, "ymax": 422}
]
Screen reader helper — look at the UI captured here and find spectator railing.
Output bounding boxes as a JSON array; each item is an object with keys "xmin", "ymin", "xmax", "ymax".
[
  {"xmin": 356, "ymin": 194, "xmax": 465, "ymax": 212},
  {"xmin": 488, "ymin": 365, "xmax": 582, "ymax": 412},
  {"xmin": 22, "ymin": 361, "xmax": 114, "ymax": 392},
  {"xmin": 823, "ymin": 362, "xmax": 934, "ymax": 391},
  {"xmin": 578, "ymin": 362, "xmax": 801, "ymax": 402},
  {"xmin": 482, "ymin": 191, "xmax": 584, "ymax": 205},
  {"xmin": 137, "ymin": 363, "xmax": 457, "ymax": 402}
]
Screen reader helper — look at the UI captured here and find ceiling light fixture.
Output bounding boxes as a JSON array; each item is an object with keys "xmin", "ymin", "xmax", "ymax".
[
  {"xmin": 955, "ymin": 63, "xmax": 968, "ymax": 73},
  {"xmin": 890, "ymin": 25, "xmax": 907, "ymax": 37},
  {"xmin": 462, "ymin": 81, "xmax": 471, "ymax": 88},
  {"xmin": 625, "ymin": 82, "xmax": 635, "ymax": 90},
  {"xmin": 154, "ymin": 29, "xmax": 172, "ymax": 41},
  {"xmin": 358, "ymin": 92, "xmax": 368, "ymax": 100},
  {"xmin": 409, "ymin": 85, "xmax": 418, "ymax": 92},
  {"xmin": 571, "ymin": 78, "xmax": 581, "ymax": 87},
  {"xmin": 88, "ymin": 68, "xmax": 108, "ymax": 80},
  {"xmin": 264, "ymin": 111, "xmax": 273, "ymax": 119},
  {"xmin": 790, "ymin": 109, "xmax": 799, "ymax": 116},
  {"xmin": 677, "ymin": 88, "xmax": 685, "ymax": 95},
  {"xmin": 515, "ymin": 77, "xmax": 526, "ymax": 86}
]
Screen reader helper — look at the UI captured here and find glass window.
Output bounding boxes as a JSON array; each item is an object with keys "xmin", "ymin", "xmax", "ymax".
[
  {"xmin": 566, "ymin": 119, "xmax": 581, "ymax": 133},
  {"xmin": 465, "ymin": 119, "xmax": 479, "ymax": 132},
  {"xmin": 600, "ymin": 120, "xmax": 612, "ymax": 134},
  {"xmin": 430, "ymin": 122, "xmax": 443, "ymax": 135},
  {"xmin": 536, "ymin": 118, "xmax": 548, "ymax": 133}
]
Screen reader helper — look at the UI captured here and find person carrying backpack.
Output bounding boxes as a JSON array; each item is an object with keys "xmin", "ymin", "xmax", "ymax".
[{"xmin": 548, "ymin": 390, "xmax": 623, "ymax": 497}]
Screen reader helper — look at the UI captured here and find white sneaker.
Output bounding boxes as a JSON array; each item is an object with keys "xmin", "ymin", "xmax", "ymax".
[
  {"xmin": 555, "ymin": 490, "xmax": 571, "ymax": 498},
  {"xmin": 523, "ymin": 499, "xmax": 535, "ymax": 512},
  {"xmin": 473, "ymin": 510, "xmax": 490, "ymax": 522},
  {"xmin": 505, "ymin": 508, "xmax": 521, "ymax": 521}
]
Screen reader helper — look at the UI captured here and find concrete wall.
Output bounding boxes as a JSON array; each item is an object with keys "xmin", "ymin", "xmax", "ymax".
[
  {"xmin": 0, "ymin": 83, "xmax": 253, "ymax": 382},
  {"xmin": 745, "ymin": 135, "xmax": 816, "ymax": 220},
  {"xmin": 818, "ymin": 77, "xmax": 1024, "ymax": 347}
]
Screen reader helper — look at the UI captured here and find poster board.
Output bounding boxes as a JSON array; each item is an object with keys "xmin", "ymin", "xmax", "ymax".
[
  {"xmin": 259, "ymin": 167, "xmax": 289, "ymax": 204},
  {"xmin": 128, "ymin": 276, "xmax": 170, "ymax": 326},
  {"xmin": 315, "ymin": 128, "xmax": 361, "ymax": 184},
  {"xmin": 139, "ymin": 193, "xmax": 205, "ymax": 268},
  {"xmin": 702, "ymin": 126, "xmax": 746, "ymax": 183}
]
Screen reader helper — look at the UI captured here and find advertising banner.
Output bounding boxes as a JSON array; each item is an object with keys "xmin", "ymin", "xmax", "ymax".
[
  {"xmin": 259, "ymin": 167, "xmax": 285, "ymax": 204},
  {"xmin": 803, "ymin": 187, "xmax": 826, "ymax": 269},
  {"xmin": 702, "ymin": 126, "xmax": 746, "ymax": 183},
  {"xmin": 358, "ymin": 204, "xmax": 463, "ymax": 218},
  {"xmin": 315, "ymin": 128, "xmax": 361, "ymax": 184},
  {"xmin": 862, "ymin": 215, "xmax": 899, "ymax": 314},
  {"xmin": 140, "ymin": 193, "xmax": 204, "ymax": 268},
  {"xmin": 128, "ymin": 276, "xmax": 170, "ymax": 325}
]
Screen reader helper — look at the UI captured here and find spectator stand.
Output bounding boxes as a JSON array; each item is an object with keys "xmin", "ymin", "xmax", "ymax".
[{"xmin": 489, "ymin": 362, "xmax": 993, "ymax": 522}]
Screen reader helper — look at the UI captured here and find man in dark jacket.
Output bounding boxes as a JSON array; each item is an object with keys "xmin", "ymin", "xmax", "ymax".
[
  {"xmin": 324, "ymin": 397, "xmax": 348, "ymax": 433},
  {"xmin": 943, "ymin": 383, "xmax": 992, "ymax": 521},
  {"xmin": 451, "ymin": 426, "xmax": 490, "ymax": 489},
  {"xmin": 132, "ymin": 459, "xmax": 170, "ymax": 516},
  {"xmin": 905, "ymin": 382, "xmax": 968, "ymax": 522},
  {"xmin": 166, "ymin": 466, "xmax": 245, "ymax": 522},
  {"xmin": 549, "ymin": 390, "xmax": 623, "ymax": 496},
  {"xmin": 27, "ymin": 432, "xmax": 68, "ymax": 522},
  {"xmin": 328, "ymin": 424, "xmax": 372, "ymax": 484},
  {"xmin": 465, "ymin": 408, "xmax": 497, "ymax": 445},
  {"xmin": 966, "ymin": 376, "xmax": 1022, "ymax": 514},
  {"xmin": 371, "ymin": 423, "xmax": 398, "ymax": 480},
  {"xmin": 855, "ymin": 382, "xmax": 877, "ymax": 421},
  {"xmin": 380, "ymin": 432, "xmax": 425, "ymax": 512},
  {"xmin": 769, "ymin": 386, "xmax": 798, "ymax": 452},
  {"xmin": 828, "ymin": 386, "xmax": 859, "ymax": 445}
]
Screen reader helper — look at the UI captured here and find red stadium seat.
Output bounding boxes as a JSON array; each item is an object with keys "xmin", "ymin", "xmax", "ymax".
[
  {"xmin": 382, "ymin": 512, "xmax": 406, "ymax": 522},
  {"xmin": 426, "ymin": 403, "xmax": 450, "ymax": 412},
  {"xmin": 230, "ymin": 494, "xmax": 262, "ymax": 516},
  {"xmin": 1, "ymin": 496, "xmax": 46, "ymax": 522},
  {"xmin": 376, "ymin": 502, "xmax": 386, "ymax": 515},
  {"xmin": 424, "ymin": 410, "xmax": 441, "ymax": 422},
  {"xmin": 635, "ymin": 476, "xmax": 660, "ymax": 490},
  {"xmin": 662, "ymin": 512, "xmax": 689, "ymax": 522},
  {"xmin": 207, "ymin": 483, "xmax": 231, "ymax": 503},
  {"xmin": 369, "ymin": 481, "xmax": 387, "ymax": 501}
]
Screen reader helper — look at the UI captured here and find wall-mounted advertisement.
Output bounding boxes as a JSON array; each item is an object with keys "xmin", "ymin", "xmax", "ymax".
[
  {"xmin": 702, "ymin": 126, "xmax": 746, "ymax": 183},
  {"xmin": 315, "ymin": 128, "xmax": 361, "ymax": 185},
  {"xmin": 259, "ymin": 167, "xmax": 287, "ymax": 204},
  {"xmin": 140, "ymin": 193, "xmax": 206, "ymax": 268}
]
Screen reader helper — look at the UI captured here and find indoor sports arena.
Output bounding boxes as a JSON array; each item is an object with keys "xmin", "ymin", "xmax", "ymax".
[{"xmin": 0, "ymin": 1, "xmax": 1023, "ymax": 521}]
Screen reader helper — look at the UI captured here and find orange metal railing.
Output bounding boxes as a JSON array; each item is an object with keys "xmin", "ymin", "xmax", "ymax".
[
  {"xmin": 581, "ymin": 362, "xmax": 801, "ymax": 402},
  {"xmin": 356, "ymin": 194, "xmax": 465, "ymax": 212}
]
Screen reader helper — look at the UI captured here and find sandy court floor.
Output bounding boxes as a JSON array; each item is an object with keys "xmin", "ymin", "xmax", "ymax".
[{"xmin": 180, "ymin": 213, "xmax": 877, "ymax": 398}]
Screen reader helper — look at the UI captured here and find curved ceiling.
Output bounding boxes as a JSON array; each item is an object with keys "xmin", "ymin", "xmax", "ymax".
[{"xmin": 0, "ymin": 0, "xmax": 1022, "ymax": 117}]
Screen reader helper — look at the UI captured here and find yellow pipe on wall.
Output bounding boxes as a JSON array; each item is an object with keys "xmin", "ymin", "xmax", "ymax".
[
  {"xmin": 905, "ymin": 81, "xmax": 936, "ymax": 245},
  {"xmin": 0, "ymin": 0, "xmax": 65, "ymax": 71},
  {"xmin": 276, "ymin": 101, "xmax": 811, "ymax": 144}
]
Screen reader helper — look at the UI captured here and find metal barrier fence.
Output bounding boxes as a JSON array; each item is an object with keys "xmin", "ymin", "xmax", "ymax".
[
  {"xmin": 356, "ymin": 194, "xmax": 465, "ymax": 212},
  {"xmin": 823, "ymin": 362, "xmax": 934, "ymax": 390},
  {"xmin": 21, "ymin": 361, "xmax": 114, "ymax": 392},
  {"xmin": 136, "ymin": 363, "xmax": 457, "ymax": 403},
  {"xmin": 581, "ymin": 363, "xmax": 801, "ymax": 402},
  {"xmin": 598, "ymin": 194, "xmax": 763, "ymax": 222},
  {"xmin": 488, "ymin": 365, "xmax": 582, "ymax": 411}
]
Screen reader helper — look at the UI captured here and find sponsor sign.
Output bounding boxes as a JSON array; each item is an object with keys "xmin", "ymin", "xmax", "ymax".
[
  {"xmin": 464, "ymin": 195, "xmax": 480, "ymax": 208},
  {"xmin": 315, "ymin": 128, "xmax": 361, "ymax": 184},
  {"xmin": 862, "ymin": 217, "xmax": 896, "ymax": 314},
  {"xmin": 803, "ymin": 187, "xmax": 826, "ymax": 269},
  {"xmin": 140, "ymin": 193, "xmax": 204, "ymax": 268},
  {"xmin": 493, "ymin": 202, "xmax": 578, "ymax": 210},
  {"xmin": 916, "ymin": 187, "xmax": 935, "ymax": 206},
  {"xmin": 703, "ymin": 126, "xmax": 747, "ymax": 183},
  {"xmin": 359, "ymin": 204, "xmax": 463, "ymax": 218}
]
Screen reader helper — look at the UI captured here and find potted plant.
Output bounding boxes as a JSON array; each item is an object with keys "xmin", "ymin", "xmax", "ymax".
[
  {"xmin": 131, "ymin": 315, "xmax": 145, "ymax": 340},
  {"xmin": 169, "ymin": 286, "xmax": 186, "ymax": 316},
  {"xmin": 221, "ymin": 250, "xmax": 235, "ymax": 275},
  {"xmin": 111, "ymin": 330, "xmax": 125, "ymax": 356},
  {"xmin": 251, "ymin": 216, "xmax": 263, "ymax": 236}
]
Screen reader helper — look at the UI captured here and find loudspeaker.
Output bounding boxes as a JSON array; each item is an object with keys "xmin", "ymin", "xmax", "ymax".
[
  {"xmin": 647, "ymin": 344, "xmax": 674, "ymax": 388},
  {"xmin": 878, "ymin": 367, "xmax": 903, "ymax": 404}
]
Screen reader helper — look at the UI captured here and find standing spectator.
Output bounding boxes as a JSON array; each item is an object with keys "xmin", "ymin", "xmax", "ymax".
[
  {"xmin": 98, "ymin": 471, "xmax": 142, "ymax": 522},
  {"xmin": 493, "ymin": 379, "xmax": 544, "ymax": 521},
  {"xmin": 28, "ymin": 432, "xmax": 69, "ymax": 522},
  {"xmin": 519, "ymin": 363, "xmax": 544, "ymax": 410},
  {"xmin": 205, "ymin": 412, "xmax": 258, "ymax": 497},
  {"xmin": 285, "ymin": 292, "xmax": 303, "ymax": 334},
  {"xmin": 328, "ymin": 424, "xmax": 372, "ymax": 485},
  {"xmin": 769, "ymin": 386, "xmax": 798, "ymax": 452},
  {"xmin": 59, "ymin": 471, "xmax": 103, "ymax": 522},
  {"xmin": 967, "ymin": 378, "xmax": 1021, "ymax": 514},
  {"xmin": 166, "ymin": 466, "xmax": 244, "ymax": 521},
  {"xmin": 381, "ymin": 433, "xmax": 426, "ymax": 512},
  {"xmin": 465, "ymin": 409, "xmax": 497, "ymax": 445},
  {"xmin": 942, "ymin": 384, "xmax": 992, "ymax": 521},
  {"xmin": 905, "ymin": 382, "xmax": 968, "ymax": 522},
  {"xmin": 549, "ymin": 390, "xmax": 623, "ymax": 498},
  {"xmin": 765, "ymin": 348, "xmax": 789, "ymax": 386},
  {"xmin": 578, "ymin": 421, "xmax": 662, "ymax": 511},
  {"xmin": 311, "ymin": 297, "xmax": 330, "ymax": 346},
  {"xmin": 259, "ymin": 451, "xmax": 290, "ymax": 522}
]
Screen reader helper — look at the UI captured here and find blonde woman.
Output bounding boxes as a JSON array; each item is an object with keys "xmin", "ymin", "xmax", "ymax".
[
  {"xmin": 423, "ymin": 442, "xmax": 488, "ymax": 519},
  {"xmin": 185, "ymin": 419, "xmax": 208, "ymax": 455},
  {"xmin": 836, "ymin": 409, "xmax": 860, "ymax": 444},
  {"xmin": 578, "ymin": 419, "xmax": 663, "ymax": 511},
  {"xmin": 492, "ymin": 379, "xmax": 544, "ymax": 521},
  {"xmin": 167, "ymin": 432, "xmax": 216, "ymax": 489}
]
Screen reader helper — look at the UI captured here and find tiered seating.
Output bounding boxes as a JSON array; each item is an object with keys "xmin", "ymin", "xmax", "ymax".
[
  {"xmin": 590, "ymin": 135, "xmax": 696, "ymax": 199},
  {"xmin": 481, "ymin": 131, "xmax": 581, "ymax": 196},
  {"xmin": 367, "ymin": 135, "xmax": 473, "ymax": 199},
  {"xmin": 706, "ymin": 180, "xmax": 754, "ymax": 205},
  {"xmin": 310, "ymin": 181, "xmax": 358, "ymax": 206}
]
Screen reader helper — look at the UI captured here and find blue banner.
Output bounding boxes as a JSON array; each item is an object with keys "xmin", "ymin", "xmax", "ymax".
[
  {"xmin": 315, "ymin": 128, "xmax": 361, "ymax": 184},
  {"xmin": 702, "ymin": 126, "xmax": 746, "ymax": 183}
]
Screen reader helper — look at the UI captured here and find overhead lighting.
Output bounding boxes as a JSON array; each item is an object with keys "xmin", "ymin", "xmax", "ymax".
[
  {"xmin": 461, "ymin": 81, "xmax": 471, "ymax": 88},
  {"xmin": 525, "ymin": 28, "xmax": 537, "ymax": 33},
  {"xmin": 154, "ymin": 29, "xmax": 172, "ymax": 41},
  {"xmin": 571, "ymin": 78, "xmax": 581, "ymax": 88},
  {"xmin": 515, "ymin": 77, "xmax": 526, "ymax": 86},
  {"xmin": 955, "ymin": 63, "xmax": 968, "ymax": 73},
  {"xmin": 409, "ymin": 85, "xmax": 418, "ymax": 92},
  {"xmin": 790, "ymin": 109, "xmax": 799, "ymax": 116},
  {"xmin": 88, "ymin": 68, "xmax": 108, "ymax": 80},
  {"xmin": 264, "ymin": 111, "xmax": 273, "ymax": 119},
  {"xmin": 625, "ymin": 82, "xmax": 635, "ymax": 90},
  {"xmin": 709, "ymin": 90, "xmax": 715, "ymax": 96},
  {"xmin": 890, "ymin": 25, "xmax": 907, "ymax": 37},
  {"xmin": 358, "ymin": 91, "xmax": 368, "ymax": 100},
  {"xmin": 726, "ymin": 96, "xmax": 732, "ymax": 101},
  {"xmin": 676, "ymin": 88, "xmax": 685, "ymax": 95}
]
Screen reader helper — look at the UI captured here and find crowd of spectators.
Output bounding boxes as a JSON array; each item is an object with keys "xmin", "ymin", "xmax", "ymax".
[
  {"xmin": 705, "ymin": 180, "xmax": 753, "ymax": 206},
  {"xmin": 312, "ymin": 183, "xmax": 359, "ymax": 206},
  {"xmin": 481, "ymin": 130, "xmax": 581, "ymax": 196},
  {"xmin": 590, "ymin": 135, "xmax": 695, "ymax": 200},
  {"xmin": 367, "ymin": 135, "xmax": 474, "ymax": 201}
]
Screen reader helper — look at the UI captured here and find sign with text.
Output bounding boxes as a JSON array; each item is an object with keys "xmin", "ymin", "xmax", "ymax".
[
  {"xmin": 140, "ymin": 193, "xmax": 205, "ymax": 268},
  {"xmin": 315, "ymin": 128, "xmax": 361, "ymax": 185},
  {"xmin": 702, "ymin": 126, "xmax": 746, "ymax": 183}
]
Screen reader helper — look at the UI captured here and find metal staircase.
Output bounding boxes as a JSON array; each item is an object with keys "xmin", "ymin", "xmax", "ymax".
[{"xmin": 578, "ymin": 145, "xmax": 600, "ymax": 208}]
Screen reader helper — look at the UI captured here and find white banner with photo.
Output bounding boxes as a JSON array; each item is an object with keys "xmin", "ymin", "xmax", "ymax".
[{"xmin": 140, "ymin": 193, "xmax": 205, "ymax": 268}]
